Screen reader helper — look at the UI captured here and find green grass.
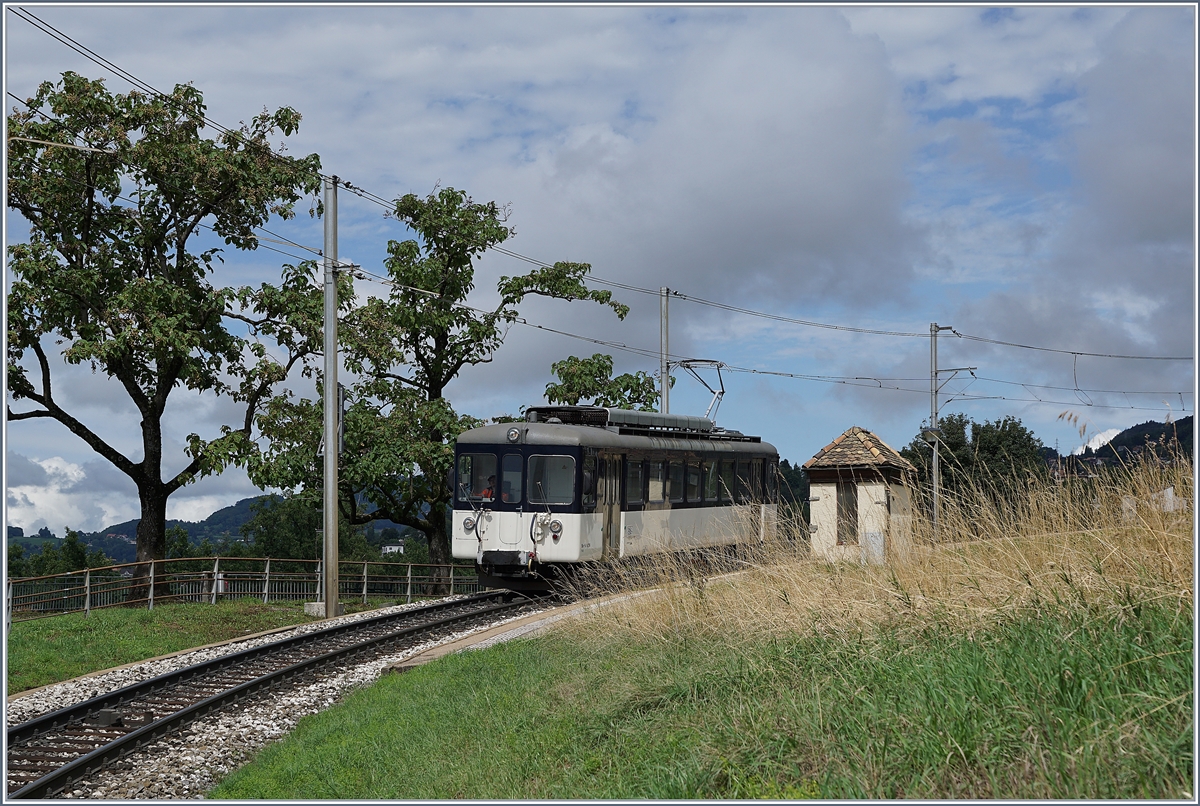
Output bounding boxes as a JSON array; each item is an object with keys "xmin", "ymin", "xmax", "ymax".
[
  {"xmin": 6, "ymin": 600, "xmax": 323, "ymax": 695},
  {"xmin": 211, "ymin": 599, "xmax": 1193, "ymax": 799}
]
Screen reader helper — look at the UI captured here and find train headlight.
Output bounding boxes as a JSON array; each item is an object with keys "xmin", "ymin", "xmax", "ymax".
[
  {"xmin": 463, "ymin": 516, "xmax": 476, "ymax": 532},
  {"xmin": 507, "ymin": 427, "xmax": 521, "ymax": 443},
  {"xmin": 549, "ymin": 519, "xmax": 563, "ymax": 537}
]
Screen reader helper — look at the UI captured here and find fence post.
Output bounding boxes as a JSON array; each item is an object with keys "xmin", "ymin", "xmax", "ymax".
[
  {"xmin": 450, "ymin": 564, "xmax": 455, "ymax": 595},
  {"xmin": 316, "ymin": 560, "xmax": 322, "ymax": 603},
  {"xmin": 361, "ymin": 562, "xmax": 368, "ymax": 605},
  {"xmin": 406, "ymin": 564, "xmax": 412, "ymax": 604},
  {"xmin": 148, "ymin": 560, "xmax": 155, "ymax": 611},
  {"xmin": 5, "ymin": 580, "xmax": 12, "ymax": 636},
  {"xmin": 84, "ymin": 570, "xmax": 91, "ymax": 617},
  {"xmin": 263, "ymin": 558, "xmax": 271, "ymax": 604},
  {"xmin": 210, "ymin": 558, "xmax": 220, "ymax": 605}
]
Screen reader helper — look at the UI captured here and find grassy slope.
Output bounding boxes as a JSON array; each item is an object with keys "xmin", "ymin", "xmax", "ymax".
[
  {"xmin": 212, "ymin": 599, "xmax": 1192, "ymax": 800},
  {"xmin": 214, "ymin": 459, "xmax": 1194, "ymax": 799},
  {"xmin": 6, "ymin": 601, "xmax": 320, "ymax": 695}
]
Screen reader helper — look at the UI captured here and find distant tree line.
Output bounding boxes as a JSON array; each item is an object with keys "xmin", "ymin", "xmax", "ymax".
[{"xmin": 8, "ymin": 529, "xmax": 114, "ymax": 579}]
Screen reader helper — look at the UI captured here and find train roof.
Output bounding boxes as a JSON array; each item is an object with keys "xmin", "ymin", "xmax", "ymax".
[{"xmin": 457, "ymin": 406, "xmax": 777, "ymax": 457}]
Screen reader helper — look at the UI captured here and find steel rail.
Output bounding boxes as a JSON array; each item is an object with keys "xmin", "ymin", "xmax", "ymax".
[
  {"xmin": 8, "ymin": 592, "xmax": 528, "ymax": 799},
  {"xmin": 8, "ymin": 590, "xmax": 504, "ymax": 746}
]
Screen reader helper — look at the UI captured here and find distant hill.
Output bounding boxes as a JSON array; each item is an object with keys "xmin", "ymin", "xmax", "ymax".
[
  {"xmin": 22, "ymin": 494, "xmax": 417, "ymax": 563},
  {"xmin": 1101, "ymin": 415, "xmax": 1191, "ymax": 456}
]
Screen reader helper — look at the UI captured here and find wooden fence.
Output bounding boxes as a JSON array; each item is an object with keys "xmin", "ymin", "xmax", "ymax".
[{"xmin": 5, "ymin": 557, "xmax": 479, "ymax": 632}]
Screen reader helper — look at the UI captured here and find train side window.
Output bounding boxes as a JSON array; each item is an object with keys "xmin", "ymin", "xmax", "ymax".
[
  {"xmin": 457, "ymin": 453, "xmax": 497, "ymax": 502},
  {"xmin": 736, "ymin": 461, "xmax": 751, "ymax": 503},
  {"xmin": 501, "ymin": 453, "xmax": 522, "ymax": 504},
  {"xmin": 648, "ymin": 461, "xmax": 667, "ymax": 503},
  {"xmin": 597, "ymin": 458, "xmax": 607, "ymax": 504},
  {"xmin": 626, "ymin": 460, "xmax": 644, "ymax": 506},
  {"xmin": 750, "ymin": 460, "xmax": 763, "ymax": 503},
  {"xmin": 668, "ymin": 462, "xmax": 684, "ymax": 503},
  {"xmin": 720, "ymin": 461, "xmax": 736, "ymax": 504},
  {"xmin": 528, "ymin": 455, "xmax": 576, "ymax": 505},
  {"xmin": 686, "ymin": 463, "xmax": 701, "ymax": 502},
  {"xmin": 765, "ymin": 459, "xmax": 778, "ymax": 503},
  {"xmin": 703, "ymin": 461, "xmax": 719, "ymax": 502},
  {"xmin": 582, "ymin": 455, "xmax": 597, "ymax": 508}
]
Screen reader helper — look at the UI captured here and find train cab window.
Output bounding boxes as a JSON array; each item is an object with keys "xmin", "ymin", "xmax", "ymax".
[
  {"xmin": 501, "ymin": 454, "xmax": 522, "ymax": 504},
  {"xmin": 582, "ymin": 455, "xmax": 597, "ymax": 508},
  {"xmin": 457, "ymin": 453, "xmax": 498, "ymax": 502},
  {"xmin": 720, "ymin": 461, "xmax": 736, "ymax": 504},
  {"xmin": 648, "ymin": 461, "xmax": 667, "ymax": 503},
  {"xmin": 703, "ymin": 461, "xmax": 719, "ymax": 502},
  {"xmin": 765, "ymin": 460, "xmax": 778, "ymax": 503},
  {"xmin": 686, "ymin": 463, "xmax": 702, "ymax": 502},
  {"xmin": 528, "ymin": 455, "xmax": 576, "ymax": 505},
  {"xmin": 668, "ymin": 462, "xmax": 685, "ymax": 503},
  {"xmin": 626, "ymin": 461, "xmax": 644, "ymax": 506}
]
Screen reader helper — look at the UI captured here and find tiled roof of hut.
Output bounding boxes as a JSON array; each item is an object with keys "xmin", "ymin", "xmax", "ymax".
[{"xmin": 803, "ymin": 426, "xmax": 917, "ymax": 472}]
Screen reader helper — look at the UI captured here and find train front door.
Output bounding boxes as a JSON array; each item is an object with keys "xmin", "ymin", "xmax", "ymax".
[{"xmin": 601, "ymin": 455, "xmax": 622, "ymax": 558}]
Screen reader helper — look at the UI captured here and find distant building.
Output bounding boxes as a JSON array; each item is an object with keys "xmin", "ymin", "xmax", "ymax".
[
  {"xmin": 804, "ymin": 426, "xmax": 916, "ymax": 564},
  {"xmin": 382, "ymin": 543, "xmax": 404, "ymax": 556}
]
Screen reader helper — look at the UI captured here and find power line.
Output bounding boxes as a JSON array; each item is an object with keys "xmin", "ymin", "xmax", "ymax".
[
  {"xmin": 491, "ymin": 246, "xmax": 1192, "ymax": 360},
  {"xmin": 349, "ymin": 270, "xmax": 1193, "ymax": 414},
  {"xmin": 948, "ymin": 329, "xmax": 1191, "ymax": 361}
]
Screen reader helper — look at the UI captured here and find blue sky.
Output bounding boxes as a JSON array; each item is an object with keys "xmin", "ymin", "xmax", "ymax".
[{"xmin": 4, "ymin": 4, "xmax": 1195, "ymax": 533}]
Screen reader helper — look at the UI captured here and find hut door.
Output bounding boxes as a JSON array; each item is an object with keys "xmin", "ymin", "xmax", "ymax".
[{"xmin": 836, "ymin": 481, "xmax": 859, "ymax": 546}]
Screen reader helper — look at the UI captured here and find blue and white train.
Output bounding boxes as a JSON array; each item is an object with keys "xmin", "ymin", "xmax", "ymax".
[{"xmin": 451, "ymin": 405, "xmax": 780, "ymax": 591}]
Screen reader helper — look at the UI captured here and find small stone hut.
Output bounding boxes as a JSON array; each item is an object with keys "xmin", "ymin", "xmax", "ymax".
[{"xmin": 804, "ymin": 426, "xmax": 917, "ymax": 564}]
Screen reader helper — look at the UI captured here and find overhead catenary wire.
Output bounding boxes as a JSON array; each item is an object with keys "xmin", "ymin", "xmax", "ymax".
[{"xmin": 348, "ymin": 269, "xmax": 1192, "ymax": 414}]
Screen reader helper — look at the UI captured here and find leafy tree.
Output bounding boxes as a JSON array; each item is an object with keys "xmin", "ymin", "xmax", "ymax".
[
  {"xmin": 8, "ymin": 544, "xmax": 29, "ymax": 579},
  {"xmin": 6, "ymin": 73, "xmax": 323, "ymax": 574},
  {"xmin": 901, "ymin": 413, "xmax": 1046, "ymax": 497},
  {"xmin": 166, "ymin": 525, "xmax": 199, "ymax": 559},
  {"xmin": 250, "ymin": 187, "xmax": 628, "ymax": 581},
  {"xmin": 241, "ymin": 496, "xmax": 321, "ymax": 561},
  {"xmin": 544, "ymin": 353, "xmax": 661, "ymax": 411},
  {"xmin": 15, "ymin": 529, "xmax": 113, "ymax": 577}
]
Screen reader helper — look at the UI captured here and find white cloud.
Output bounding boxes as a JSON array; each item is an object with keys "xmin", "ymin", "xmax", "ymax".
[
  {"xmin": 1072, "ymin": 427, "xmax": 1121, "ymax": 455},
  {"xmin": 6, "ymin": 456, "xmax": 138, "ymax": 533}
]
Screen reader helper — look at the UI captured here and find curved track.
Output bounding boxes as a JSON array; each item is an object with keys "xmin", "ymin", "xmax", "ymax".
[{"xmin": 7, "ymin": 592, "xmax": 541, "ymax": 799}]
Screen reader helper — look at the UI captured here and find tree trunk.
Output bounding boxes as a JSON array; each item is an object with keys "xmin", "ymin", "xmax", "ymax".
[
  {"xmin": 130, "ymin": 483, "xmax": 172, "ymax": 604},
  {"xmin": 426, "ymin": 509, "xmax": 452, "ymax": 595}
]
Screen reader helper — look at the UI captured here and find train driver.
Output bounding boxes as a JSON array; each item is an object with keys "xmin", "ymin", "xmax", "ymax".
[{"xmin": 481, "ymin": 475, "xmax": 496, "ymax": 500}]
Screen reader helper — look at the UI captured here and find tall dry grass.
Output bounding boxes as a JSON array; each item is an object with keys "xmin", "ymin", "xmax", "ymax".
[{"xmin": 563, "ymin": 453, "xmax": 1193, "ymax": 645}]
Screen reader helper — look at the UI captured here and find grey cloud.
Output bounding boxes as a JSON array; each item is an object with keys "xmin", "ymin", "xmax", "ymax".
[
  {"xmin": 1075, "ymin": 8, "xmax": 1194, "ymax": 248},
  {"xmin": 6, "ymin": 453, "xmax": 49, "ymax": 487},
  {"xmin": 60, "ymin": 460, "xmax": 138, "ymax": 497}
]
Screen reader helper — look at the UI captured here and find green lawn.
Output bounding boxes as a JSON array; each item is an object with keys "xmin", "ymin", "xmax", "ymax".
[
  {"xmin": 211, "ymin": 599, "xmax": 1193, "ymax": 799},
  {"xmin": 6, "ymin": 600, "xmax": 321, "ymax": 694}
]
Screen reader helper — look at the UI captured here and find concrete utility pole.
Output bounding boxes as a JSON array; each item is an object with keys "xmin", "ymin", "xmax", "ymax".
[
  {"xmin": 930, "ymin": 323, "xmax": 943, "ymax": 536},
  {"xmin": 322, "ymin": 175, "xmax": 342, "ymax": 618},
  {"xmin": 660, "ymin": 286, "xmax": 669, "ymax": 414},
  {"xmin": 928, "ymin": 323, "xmax": 973, "ymax": 540}
]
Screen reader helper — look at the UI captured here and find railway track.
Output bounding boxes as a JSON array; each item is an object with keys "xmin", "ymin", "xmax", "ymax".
[{"xmin": 7, "ymin": 591, "xmax": 544, "ymax": 799}]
